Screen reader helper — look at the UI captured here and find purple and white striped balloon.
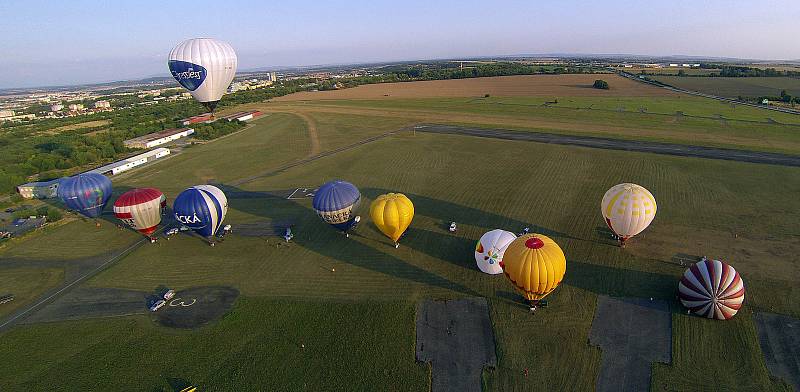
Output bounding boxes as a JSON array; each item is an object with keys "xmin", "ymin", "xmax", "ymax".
[{"xmin": 678, "ymin": 259, "xmax": 745, "ymax": 320}]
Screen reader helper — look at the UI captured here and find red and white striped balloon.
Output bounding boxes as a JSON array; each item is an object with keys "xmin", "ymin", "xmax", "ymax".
[
  {"xmin": 113, "ymin": 188, "xmax": 165, "ymax": 237},
  {"xmin": 678, "ymin": 259, "xmax": 745, "ymax": 320}
]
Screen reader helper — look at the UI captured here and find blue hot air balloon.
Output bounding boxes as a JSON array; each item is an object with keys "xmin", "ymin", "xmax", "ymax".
[
  {"xmin": 173, "ymin": 185, "xmax": 228, "ymax": 239},
  {"xmin": 57, "ymin": 173, "xmax": 112, "ymax": 219},
  {"xmin": 312, "ymin": 180, "xmax": 361, "ymax": 235}
]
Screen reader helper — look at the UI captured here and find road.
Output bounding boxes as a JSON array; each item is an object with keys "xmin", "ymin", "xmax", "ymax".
[{"xmin": 414, "ymin": 124, "xmax": 800, "ymax": 167}]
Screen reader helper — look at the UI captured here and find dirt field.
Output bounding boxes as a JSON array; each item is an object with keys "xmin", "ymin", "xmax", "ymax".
[
  {"xmin": 44, "ymin": 119, "xmax": 111, "ymax": 134},
  {"xmin": 589, "ymin": 296, "xmax": 671, "ymax": 392},
  {"xmin": 275, "ymin": 75, "xmax": 678, "ymax": 101},
  {"xmin": 416, "ymin": 298, "xmax": 497, "ymax": 392},
  {"xmin": 754, "ymin": 313, "xmax": 800, "ymax": 391}
]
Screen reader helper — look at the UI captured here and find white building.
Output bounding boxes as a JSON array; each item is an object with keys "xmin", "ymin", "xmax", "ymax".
[
  {"xmin": 68, "ymin": 103, "xmax": 85, "ymax": 111},
  {"xmin": 93, "ymin": 100, "xmax": 111, "ymax": 109},
  {"xmin": 51, "ymin": 104, "xmax": 64, "ymax": 112},
  {"xmin": 123, "ymin": 128, "xmax": 195, "ymax": 149},
  {"xmin": 0, "ymin": 110, "xmax": 14, "ymax": 118},
  {"xmin": 86, "ymin": 148, "xmax": 171, "ymax": 176}
]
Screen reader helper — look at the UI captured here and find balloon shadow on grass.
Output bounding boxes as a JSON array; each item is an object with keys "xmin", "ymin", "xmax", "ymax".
[
  {"xmin": 222, "ymin": 185, "xmax": 480, "ymax": 297},
  {"xmin": 361, "ymin": 188, "xmax": 577, "ymax": 242},
  {"xmin": 565, "ymin": 259, "xmax": 685, "ymax": 314}
]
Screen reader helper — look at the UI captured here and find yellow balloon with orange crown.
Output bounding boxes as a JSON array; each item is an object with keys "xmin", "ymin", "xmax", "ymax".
[{"xmin": 500, "ymin": 233, "xmax": 566, "ymax": 304}]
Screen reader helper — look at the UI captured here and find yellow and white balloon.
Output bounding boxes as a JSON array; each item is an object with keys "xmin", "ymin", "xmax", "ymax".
[{"xmin": 601, "ymin": 183, "xmax": 656, "ymax": 245}]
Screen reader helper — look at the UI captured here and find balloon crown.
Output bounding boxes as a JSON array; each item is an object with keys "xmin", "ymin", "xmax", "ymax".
[{"xmin": 525, "ymin": 237, "xmax": 545, "ymax": 249}]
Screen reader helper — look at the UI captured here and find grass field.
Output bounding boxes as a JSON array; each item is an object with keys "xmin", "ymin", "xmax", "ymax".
[
  {"xmin": 0, "ymin": 267, "xmax": 63, "ymax": 317},
  {"xmin": 652, "ymin": 76, "xmax": 800, "ymax": 98},
  {"xmin": 261, "ymin": 96, "xmax": 800, "ymax": 154},
  {"xmin": 1, "ymin": 77, "xmax": 799, "ymax": 391}
]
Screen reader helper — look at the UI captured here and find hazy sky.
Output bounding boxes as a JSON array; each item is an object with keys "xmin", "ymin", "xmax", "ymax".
[{"xmin": 0, "ymin": 0, "xmax": 797, "ymax": 88}]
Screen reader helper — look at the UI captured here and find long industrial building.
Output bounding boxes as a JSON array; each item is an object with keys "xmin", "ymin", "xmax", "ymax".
[
  {"xmin": 123, "ymin": 128, "xmax": 194, "ymax": 149},
  {"xmin": 87, "ymin": 148, "xmax": 170, "ymax": 176},
  {"xmin": 17, "ymin": 148, "xmax": 171, "ymax": 199},
  {"xmin": 219, "ymin": 110, "xmax": 263, "ymax": 122}
]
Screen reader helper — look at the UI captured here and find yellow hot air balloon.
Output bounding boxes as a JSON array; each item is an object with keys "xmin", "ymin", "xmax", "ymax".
[
  {"xmin": 369, "ymin": 193, "xmax": 414, "ymax": 248},
  {"xmin": 601, "ymin": 183, "xmax": 657, "ymax": 247},
  {"xmin": 500, "ymin": 234, "xmax": 566, "ymax": 305}
]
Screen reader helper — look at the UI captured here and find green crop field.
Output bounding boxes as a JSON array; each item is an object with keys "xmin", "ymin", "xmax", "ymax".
[
  {"xmin": 652, "ymin": 76, "xmax": 800, "ymax": 98},
  {"xmin": 260, "ymin": 95, "xmax": 800, "ymax": 154},
  {"xmin": 1, "ymin": 83, "xmax": 799, "ymax": 391}
]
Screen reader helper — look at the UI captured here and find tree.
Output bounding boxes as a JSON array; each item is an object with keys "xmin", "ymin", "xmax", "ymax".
[
  {"xmin": 593, "ymin": 80, "xmax": 609, "ymax": 90},
  {"xmin": 677, "ymin": 70, "xmax": 686, "ymax": 77}
]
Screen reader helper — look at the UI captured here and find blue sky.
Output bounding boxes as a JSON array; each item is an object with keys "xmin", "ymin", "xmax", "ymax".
[{"xmin": 0, "ymin": 0, "xmax": 797, "ymax": 88}]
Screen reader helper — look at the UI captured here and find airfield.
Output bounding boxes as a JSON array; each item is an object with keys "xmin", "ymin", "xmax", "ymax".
[{"xmin": 1, "ymin": 74, "xmax": 799, "ymax": 391}]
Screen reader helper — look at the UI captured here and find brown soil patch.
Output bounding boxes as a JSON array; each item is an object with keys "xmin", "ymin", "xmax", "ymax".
[
  {"xmin": 44, "ymin": 119, "xmax": 112, "ymax": 135},
  {"xmin": 292, "ymin": 112, "xmax": 320, "ymax": 156},
  {"xmin": 274, "ymin": 74, "xmax": 677, "ymax": 101}
]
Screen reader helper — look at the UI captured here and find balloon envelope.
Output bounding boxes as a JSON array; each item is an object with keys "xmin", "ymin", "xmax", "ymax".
[
  {"xmin": 172, "ymin": 185, "xmax": 228, "ymax": 238},
  {"xmin": 369, "ymin": 193, "xmax": 414, "ymax": 243},
  {"xmin": 114, "ymin": 188, "xmax": 164, "ymax": 236},
  {"xmin": 168, "ymin": 38, "xmax": 237, "ymax": 111},
  {"xmin": 312, "ymin": 180, "xmax": 361, "ymax": 232},
  {"xmin": 678, "ymin": 259, "xmax": 745, "ymax": 320},
  {"xmin": 501, "ymin": 234, "xmax": 566, "ymax": 301},
  {"xmin": 57, "ymin": 173, "xmax": 112, "ymax": 218},
  {"xmin": 601, "ymin": 183, "xmax": 656, "ymax": 242},
  {"xmin": 475, "ymin": 229, "xmax": 517, "ymax": 274}
]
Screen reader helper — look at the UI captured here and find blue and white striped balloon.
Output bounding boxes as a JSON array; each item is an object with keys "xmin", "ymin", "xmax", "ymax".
[
  {"xmin": 173, "ymin": 185, "xmax": 228, "ymax": 238},
  {"xmin": 57, "ymin": 173, "xmax": 112, "ymax": 218},
  {"xmin": 312, "ymin": 180, "xmax": 361, "ymax": 232}
]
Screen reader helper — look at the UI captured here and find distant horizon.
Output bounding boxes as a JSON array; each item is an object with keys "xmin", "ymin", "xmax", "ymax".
[
  {"xmin": 1, "ymin": 0, "xmax": 798, "ymax": 89},
  {"xmin": 2, "ymin": 51, "xmax": 799, "ymax": 92}
]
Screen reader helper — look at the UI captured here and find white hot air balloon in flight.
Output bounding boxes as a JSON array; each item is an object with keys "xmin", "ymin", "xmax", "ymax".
[
  {"xmin": 168, "ymin": 38, "xmax": 238, "ymax": 113},
  {"xmin": 601, "ymin": 183, "xmax": 657, "ymax": 246}
]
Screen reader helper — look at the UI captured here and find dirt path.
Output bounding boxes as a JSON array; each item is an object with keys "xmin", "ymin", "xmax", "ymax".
[{"xmin": 292, "ymin": 112, "xmax": 321, "ymax": 157}]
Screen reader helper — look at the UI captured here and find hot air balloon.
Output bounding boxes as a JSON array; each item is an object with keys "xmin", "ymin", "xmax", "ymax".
[
  {"xmin": 57, "ymin": 173, "xmax": 112, "ymax": 220},
  {"xmin": 500, "ymin": 234, "xmax": 566, "ymax": 306},
  {"xmin": 369, "ymin": 193, "xmax": 414, "ymax": 248},
  {"xmin": 601, "ymin": 183, "xmax": 657, "ymax": 246},
  {"xmin": 678, "ymin": 259, "xmax": 745, "ymax": 320},
  {"xmin": 113, "ymin": 188, "xmax": 165, "ymax": 239},
  {"xmin": 475, "ymin": 229, "xmax": 517, "ymax": 275},
  {"xmin": 168, "ymin": 38, "xmax": 237, "ymax": 113},
  {"xmin": 172, "ymin": 185, "xmax": 228, "ymax": 244},
  {"xmin": 312, "ymin": 180, "xmax": 361, "ymax": 236}
]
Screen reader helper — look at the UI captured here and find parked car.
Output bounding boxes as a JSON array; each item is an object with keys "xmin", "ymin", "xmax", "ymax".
[
  {"xmin": 149, "ymin": 299, "xmax": 166, "ymax": 312},
  {"xmin": 165, "ymin": 228, "xmax": 179, "ymax": 237},
  {"xmin": 163, "ymin": 289, "xmax": 175, "ymax": 300}
]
